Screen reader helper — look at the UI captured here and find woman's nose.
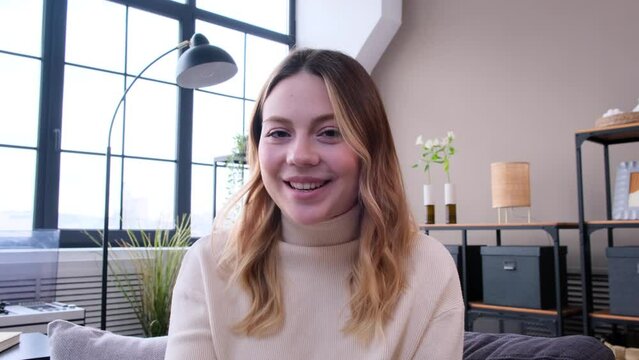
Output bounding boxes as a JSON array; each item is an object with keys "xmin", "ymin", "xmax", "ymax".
[{"xmin": 286, "ymin": 138, "xmax": 320, "ymax": 166}]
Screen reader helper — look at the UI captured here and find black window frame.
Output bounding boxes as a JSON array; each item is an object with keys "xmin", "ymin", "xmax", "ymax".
[{"xmin": 12, "ymin": 0, "xmax": 296, "ymax": 247}]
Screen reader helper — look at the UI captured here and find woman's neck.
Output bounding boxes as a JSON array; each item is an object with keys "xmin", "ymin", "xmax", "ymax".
[{"xmin": 280, "ymin": 204, "xmax": 361, "ymax": 247}]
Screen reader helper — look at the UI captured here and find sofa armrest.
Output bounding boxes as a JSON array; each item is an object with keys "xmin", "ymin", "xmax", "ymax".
[{"xmin": 48, "ymin": 320, "xmax": 167, "ymax": 360}]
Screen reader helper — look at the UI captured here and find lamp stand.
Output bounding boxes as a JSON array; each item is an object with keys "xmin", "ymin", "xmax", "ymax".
[
  {"xmin": 100, "ymin": 33, "xmax": 237, "ymax": 331},
  {"xmin": 101, "ymin": 41, "xmax": 188, "ymax": 330}
]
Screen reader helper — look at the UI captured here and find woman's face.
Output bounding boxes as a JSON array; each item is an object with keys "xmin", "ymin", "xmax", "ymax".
[{"xmin": 258, "ymin": 72, "xmax": 360, "ymax": 225}]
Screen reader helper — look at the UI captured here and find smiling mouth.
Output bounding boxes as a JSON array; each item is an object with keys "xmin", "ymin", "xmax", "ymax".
[{"xmin": 286, "ymin": 181, "xmax": 330, "ymax": 191}]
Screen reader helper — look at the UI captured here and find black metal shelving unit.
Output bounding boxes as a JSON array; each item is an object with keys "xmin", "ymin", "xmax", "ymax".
[
  {"xmin": 421, "ymin": 223, "xmax": 579, "ymax": 336},
  {"xmin": 575, "ymin": 123, "xmax": 639, "ymax": 336},
  {"xmin": 212, "ymin": 155, "xmax": 247, "ymax": 218}
]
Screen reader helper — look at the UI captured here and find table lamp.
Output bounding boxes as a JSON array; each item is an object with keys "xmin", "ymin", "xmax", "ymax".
[{"xmin": 491, "ymin": 162, "xmax": 531, "ymax": 224}]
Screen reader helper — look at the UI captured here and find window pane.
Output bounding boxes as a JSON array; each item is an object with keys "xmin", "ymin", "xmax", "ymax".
[
  {"xmin": 0, "ymin": 0, "xmax": 43, "ymax": 57},
  {"xmin": 245, "ymin": 35, "xmax": 288, "ymax": 100},
  {"xmin": 213, "ymin": 165, "xmax": 248, "ymax": 220},
  {"xmin": 124, "ymin": 78, "xmax": 178, "ymax": 160},
  {"xmin": 59, "ymin": 153, "xmax": 122, "ymax": 229},
  {"xmin": 122, "ymin": 159, "xmax": 175, "ymax": 229},
  {"xmin": 195, "ymin": 21, "xmax": 245, "ymax": 97},
  {"xmin": 61, "ymin": 65, "xmax": 124, "ymax": 154},
  {"xmin": 0, "ymin": 54, "xmax": 40, "ymax": 147},
  {"xmin": 191, "ymin": 164, "xmax": 213, "ymax": 237},
  {"xmin": 65, "ymin": 0, "xmax": 125, "ymax": 72},
  {"xmin": 0, "ymin": 148, "xmax": 36, "ymax": 230},
  {"xmin": 198, "ymin": 0, "xmax": 289, "ymax": 35},
  {"xmin": 244, "ymin": 100, "xmax": 255, "ymax": 139},
  {"xmin": 192, "ymin": 92, "xmax": 243, "ymax": 164},
  {"xmin": 127, "ymin": 8, "xmax": 180, "ymax": 83}
]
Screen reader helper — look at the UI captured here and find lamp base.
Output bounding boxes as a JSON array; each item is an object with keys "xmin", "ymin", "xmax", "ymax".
[{"xmin": 496, "ymin": 207, "xmax": 531, "ymax": 224}]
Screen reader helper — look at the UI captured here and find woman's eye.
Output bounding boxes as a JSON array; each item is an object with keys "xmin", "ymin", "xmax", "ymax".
[
  {"xmin": 319, "ymin": 128, "xmax": 341, "ymax": 138},
  {"xmin": 266, "ymin": 130, "xmax": 290, "ymax": 138}
]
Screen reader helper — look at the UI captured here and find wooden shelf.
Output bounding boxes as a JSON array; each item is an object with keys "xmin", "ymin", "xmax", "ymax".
[
  {"xmin": 583, "ymin": 220, "xmax": 639, "ymax": 234},
  {"xmin": 591, "ymin": 310, "xmax": 639, "ymax": 322},
  {"xmin": 585, "ymin": 220, "xmax": 639, "ymax": 226},
  {"xmin": 420, "ymin": 222, "xmax": 577, "ymax": 230},
  {"xmin": 576, "ymin": 123, "xmax": 639, "ymax": 144},
  {"xmin": 469, "ymin": 302, "xmax": 581, "ymax": 317}
]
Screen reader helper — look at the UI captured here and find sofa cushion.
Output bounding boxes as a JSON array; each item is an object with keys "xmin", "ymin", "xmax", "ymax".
[
  {"xmin": 464, "ymin": 332, "xmax": 615, "ymax": 360},
  {"xmin": 47, "ymin": 320, "xmax": 167, "ymax": 360},
  {"xmin": 47, "ymin": 321, "xmax": 614, "ymax": 360}
]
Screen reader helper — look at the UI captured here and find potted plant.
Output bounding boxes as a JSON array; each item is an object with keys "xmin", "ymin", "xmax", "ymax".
[
  {"xmin": 413, "ymin": 131, "xmax": 456, "ymax": 223},
  {"xmin": 226, "ymin": 133, "xmax": 247, "ymax": 191},
  {"xmin": 89, "ymin": 215, "xmax": 191, "ymax": 337}
]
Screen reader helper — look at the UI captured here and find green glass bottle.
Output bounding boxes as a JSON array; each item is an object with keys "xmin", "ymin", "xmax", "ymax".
[
  {"xmin": 446, "ymin": 204, "xmax": 457, "ymax": 224},
  {"xmin": 425, "ymin": 204, "xmax": 435, "ymax": 224}
]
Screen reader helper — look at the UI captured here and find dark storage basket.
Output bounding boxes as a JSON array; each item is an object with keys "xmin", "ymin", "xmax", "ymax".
[
  {"xmin": 481, "ymin": 246, "xmax": 567, "ymax": 309},
  {"xmin": 606, "ymin": 246, "xmax": 639, "ymax": 317},
  {"xmin": 445, "ymin": 245, "xmax": 483, "ymax": 301}
]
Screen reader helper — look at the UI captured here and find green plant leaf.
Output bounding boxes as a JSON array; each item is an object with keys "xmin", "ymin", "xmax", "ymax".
[{"xmin": 87, "ymin": 215, "xmax": 192, "ymax": 337}]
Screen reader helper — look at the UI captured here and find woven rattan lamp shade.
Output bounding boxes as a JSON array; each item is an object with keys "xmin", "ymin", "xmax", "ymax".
[{"xmin": 491, "ymin": 162, "xmax": 531, "ymax": 208}]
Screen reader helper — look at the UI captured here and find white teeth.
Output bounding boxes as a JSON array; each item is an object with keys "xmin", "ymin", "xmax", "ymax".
[{"xmin": 289, "ymin": 182, "xmax": 324, "ymax": 190}]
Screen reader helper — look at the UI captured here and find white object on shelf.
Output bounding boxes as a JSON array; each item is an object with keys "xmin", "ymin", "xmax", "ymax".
[
  {"xmin": 423, "ymin": 184, "xmax": 434, "ymax": 205},
  {"xmin": 444, "ymin": 183, "xmax": 456, "ymax": 205},
  {"xmin": 0, "ymin": 302, "xmax": 85, "ymax": 333},
  {"xmin": 603, "ymin": 108, "xmax": 623, "ymax": 117}
]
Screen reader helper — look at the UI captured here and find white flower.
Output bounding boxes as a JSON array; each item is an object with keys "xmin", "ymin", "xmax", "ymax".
[
  {"xmin": 447, "ymin": 131, "xmax": 455, "ymax": 140},
  {"xmin": 425, "ymin": 139, "xmax": 433, "ymax": 149},
  {"xmin": 415, "ymin": 135, "xmax": 423, "ymax": 145},
  {"xmin": 433, "ymin": 138, "xmax": 441, "ymax": 147},
  {"xmin": 603, "ymin": 108, "xmax": 622, "ymax": 117}
]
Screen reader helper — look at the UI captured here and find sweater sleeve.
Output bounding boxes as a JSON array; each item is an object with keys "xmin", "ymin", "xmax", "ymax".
[
  {"xmin": 412, "ymin": 305, "xmax": 465, "ymax": 359},
  {"xmin": 411, "ymin": 237, "xmax": 465, "ymax": 360},
  {"xmin": 165, "ymin": 242, "xmax": 218, "ymax": 360}
]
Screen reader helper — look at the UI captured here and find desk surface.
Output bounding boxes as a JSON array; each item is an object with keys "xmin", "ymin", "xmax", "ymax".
[{"xmin": 0, "ymin": 333, "xmax": 49, "ymax": 360}]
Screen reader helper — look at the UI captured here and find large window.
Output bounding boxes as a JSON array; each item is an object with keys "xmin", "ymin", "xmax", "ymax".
[
  {"xmin": 190, "ymin": 22, "xmax": 288, "ymax": 235},
  {"xmin": 0, "ymin": 1, "xmax": 43, "ymax": 231},
  {"xmin": 0, "ymin": 0, "xmax": 294, "ymax": 244}
]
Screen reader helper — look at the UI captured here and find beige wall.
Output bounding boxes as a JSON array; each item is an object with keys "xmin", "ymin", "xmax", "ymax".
[{"xmin": 372, "ymin": 0, "xmax": 639, "ymax": 272}]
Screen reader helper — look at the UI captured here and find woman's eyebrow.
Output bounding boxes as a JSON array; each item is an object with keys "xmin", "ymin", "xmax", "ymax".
[
  {"xmin": 311, "ymin": 114, "xmax": 336, "ymax": 124},
  {"xmin": 262, "ymin": 113, "xmax": 336, "ymax": 126},
  {"xmin": 262, "ymin": 116, "xmax": 291, "ymax": 125}
]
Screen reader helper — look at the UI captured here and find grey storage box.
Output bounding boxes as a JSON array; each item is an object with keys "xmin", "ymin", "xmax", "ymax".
[
  {"xmin": 606, "ymin": 246, "xmax": 639, "ymax": 317},
  {"xmin": 481, "ymin": 246, "xmax": 567, "ymax": 309},
  {"xmin": 445, "ymin": 245, "xmax": 483, "ymax": 301}
]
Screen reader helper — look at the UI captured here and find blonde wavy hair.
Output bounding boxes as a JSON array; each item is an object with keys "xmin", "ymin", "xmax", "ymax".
[{"xmin": 216, "ymin": 48, "xmax": 416, "ymax": 341}]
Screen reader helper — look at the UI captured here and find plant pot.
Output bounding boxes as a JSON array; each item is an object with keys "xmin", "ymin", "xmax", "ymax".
[
  {"xmin": 445, "ymin": 183, "xmax": 457, "ymax": 224},
  {"xmin": 423, "ymin": 184, "xmax": 435, "ymax": 224}
]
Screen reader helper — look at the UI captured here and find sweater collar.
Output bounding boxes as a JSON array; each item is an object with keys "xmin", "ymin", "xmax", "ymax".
[{"xmin": 280, "ymin": 205, "xmax": 361, "ymax": 247}]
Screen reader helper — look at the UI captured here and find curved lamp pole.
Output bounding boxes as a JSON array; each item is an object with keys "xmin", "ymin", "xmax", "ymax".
[{"xmin": 101, "ymin": 33, "xmax": 237, "ymax": 330}]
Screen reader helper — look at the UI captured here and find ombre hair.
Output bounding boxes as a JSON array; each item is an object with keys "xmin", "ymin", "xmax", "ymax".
[{"xmin": 216, "ymin": 48, "xmax": 416, "ymax": 341}]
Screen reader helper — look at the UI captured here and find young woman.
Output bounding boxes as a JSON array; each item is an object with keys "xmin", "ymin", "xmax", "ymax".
[{"xmin": 165, "ymin": 49, "xmax": 464, "ymax": 359}]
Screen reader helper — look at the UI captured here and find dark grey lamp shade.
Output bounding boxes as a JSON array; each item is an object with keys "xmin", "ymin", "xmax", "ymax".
[{"xmin": 176, "ymin": 33, "xmax": 238, "ymax": 89}]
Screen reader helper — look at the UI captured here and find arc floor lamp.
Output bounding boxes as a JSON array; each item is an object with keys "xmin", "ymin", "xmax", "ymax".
[{"xmin": 101, "ymin": 33, "xmax": 238, "ymax": 330}]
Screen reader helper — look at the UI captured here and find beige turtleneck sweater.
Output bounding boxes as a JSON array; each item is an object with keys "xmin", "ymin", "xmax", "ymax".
[{"xmin": 165, "ymin": 207, "xmax": 464, "ymax": 359}]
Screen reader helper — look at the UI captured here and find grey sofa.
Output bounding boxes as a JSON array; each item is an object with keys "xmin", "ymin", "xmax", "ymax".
[{"xmin": 48, "ymin": 320, "xmax": 614, "ymax": 360}]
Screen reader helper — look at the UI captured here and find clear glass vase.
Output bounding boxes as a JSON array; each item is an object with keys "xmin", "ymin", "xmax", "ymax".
[{"xmin": 445, "ymin": 183, "xmax": 457, "ymax": 224}]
